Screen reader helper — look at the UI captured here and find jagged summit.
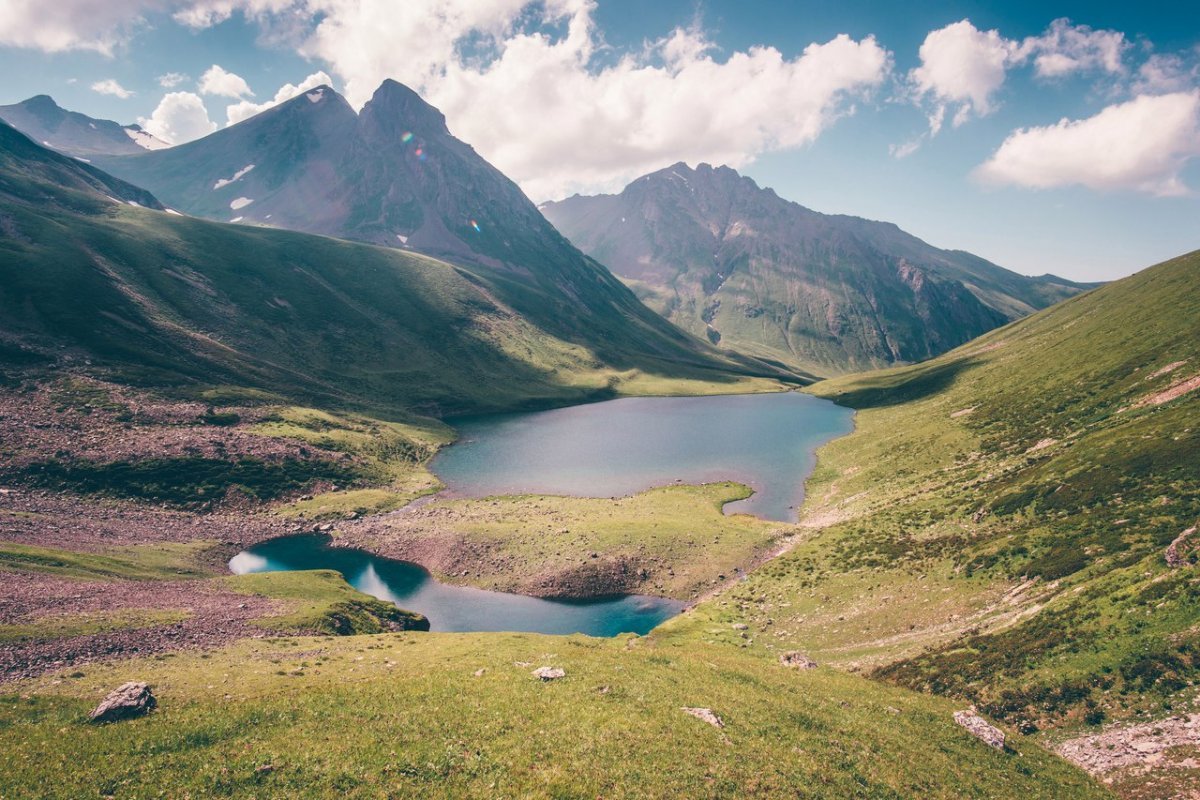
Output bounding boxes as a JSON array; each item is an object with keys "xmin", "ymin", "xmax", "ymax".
[{"xmin": 542, "ymin": 163, "xmax": 1093, "ymax": 375}]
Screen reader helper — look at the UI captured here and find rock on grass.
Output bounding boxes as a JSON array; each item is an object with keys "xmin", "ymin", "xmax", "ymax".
[
  {"xmin": 89, "ymin": 682, "xmax": 156, "ymax": 723},
  {"xmin": 954, "ymin": 709, "xmax": 1006, "ymax": 750},
  {"xmin": 682, "ymin": 707, "xmax": 724, "ymax": 728},
  {"xmin": 532, "ymin": 666, "xmax": 565, "ymax": 681}
]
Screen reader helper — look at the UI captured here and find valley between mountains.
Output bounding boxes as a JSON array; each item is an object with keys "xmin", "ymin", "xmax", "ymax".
[{"xmin": 0, "ymin": 80, "xmax": 1197, "ymax": 800}]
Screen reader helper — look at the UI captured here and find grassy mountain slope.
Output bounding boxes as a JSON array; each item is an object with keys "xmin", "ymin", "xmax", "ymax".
[
  {"xmin": 93, "ymin": 85, "xmax": 805, "ymax": 384},
  {"xmin": 0, "ymin": 122, "xmax": 792, "ymax": 418},
  {"xmin": 660, "ymin": 249, "xmax": 1200, "ymax": 737},
  {"xmin": 542, "ymin": 163, "xmax": 1093, "ymax": 376},
  {"xmin": 0, "ymin": 631, "xmax": 1107, "ymax": 799}
]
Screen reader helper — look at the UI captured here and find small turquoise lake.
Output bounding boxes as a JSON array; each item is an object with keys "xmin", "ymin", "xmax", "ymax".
[
  {"xmin": 232, "ymin": 391, "xmax": 853, "ymax": 636},
  {"xmin": 433, "ymin": 391, "xmax": 854, "ymax": 523}
]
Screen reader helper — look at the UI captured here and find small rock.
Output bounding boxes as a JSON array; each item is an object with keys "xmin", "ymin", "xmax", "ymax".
[
  {"xmin": 89, "ymin": 682, "xmax": 156, "ymax": 723},
  {"xmin": 532, "ymin": 666, "xmax": 565, "ymax": 681},
  {"xmin": 731, "ymin": 623, "xmax": 749, "ymax": 631},
  {"xmin": 953, "ymin": 709, "xmax": 1006, "ymax": 750},
  {"xmin": 682, "ymin": 707, "xmax": 724, "ymax": 728},
  {"xmin": 255, "ymin": 764, "xmax": 275, "ymax": 775},
  {"xmin": 474, "ymin": 668, "xmax": 486, "ymax": 677},
  {"xmin": 780, "ymin": 651, "xmax": 817, "ymax": 670}
]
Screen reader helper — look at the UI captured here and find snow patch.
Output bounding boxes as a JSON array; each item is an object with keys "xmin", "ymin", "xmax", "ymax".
[
  {"xmin": 165, "ymin": 209, "xmax": 183, "ymax": 216},
  {"xmin": 126, "ymin": 200, "xmax": 141, "ymax": 207},
  {"xmin": 230, "ymin": 216, "xmax": 244, "ymax": 223},
  {"xmin": 396, "ymin": 234, "xmax": 408, "ymax": 244},
  {"xmin": 124, "ymin": 127, "xmax": 170, "ymax": 151},
  {"xmin": 213, "ymin": 164, "xmax": 255, "ymax": 190},
  {"xmin": 306, "ymin": 88, "xmax": 324, "ymax": 103},
  {"xmin": 88, "ymin": 122, "xmax": 96, "ymax": 129},
  {"xmin": 230, "ymin": 197, "xmax": 253, "ymax": 210},
  {"xmin": 73, "ymin": 156, "xmax": 91, "ymax": 163}
]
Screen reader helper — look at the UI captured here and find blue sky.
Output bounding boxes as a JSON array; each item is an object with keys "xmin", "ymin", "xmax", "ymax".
[{"xmin": 1, "ymin": 0, "xmax": 1197, "ymax": 281}]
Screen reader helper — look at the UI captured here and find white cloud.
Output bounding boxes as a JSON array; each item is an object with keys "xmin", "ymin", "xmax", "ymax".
[
  {"xmin": 1134, "ymin": 53, "xmax": 1200, "ymax": 94},
  {"xmin": 91, "ymin": 78, "xmax": 135, "ymax": 99},
  {"xmin": 138, "ymin": 91, "xmax": 218, "ymax": 144},
  {"xmin": 1018, "ymin": 19, "xmax": 1127, "ymax": 78},
  {"xmin": 224, "ymin": 70, "xmax": 333, "ymax": 125},
  {"xmin": 225, "ymin": 0, "xmax": 886, "ymax": 199},
  {"xmin": 158, "ymin": 71, "xmax": 188, "ymax": 88},
  {"xmin": 199, "ymin": 64, "xmax": 255, "ymax": 98},
  {"xmin": 908, "ymin": 18, "xmax": 1131, "ymax": 136},
  {"xmin": 0, "ymin": 0, "xmax": 152, "ymax": 54},
  {"xmin": 975, "ymin": 91, "xmax": 1200, "ymax": 197}
]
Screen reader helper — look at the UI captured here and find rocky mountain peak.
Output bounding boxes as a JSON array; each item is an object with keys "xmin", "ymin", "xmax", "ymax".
[{"xmin": 361, "ymin": 79, "xmax": 449, "ymax": 137}]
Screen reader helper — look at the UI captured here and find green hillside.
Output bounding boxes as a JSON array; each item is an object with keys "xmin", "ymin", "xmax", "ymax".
[
  {"xmin": 663, "ymin": 249, "xmax": 1200, "ymax": 735},
  {"xmin": 0, "ymin": 122, "xmax": 794, "ymax": 417}
]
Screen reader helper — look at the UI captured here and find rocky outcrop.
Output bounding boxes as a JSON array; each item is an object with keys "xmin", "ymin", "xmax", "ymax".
[
  {"xmin": 89, "ymin": 682, "xmax": 156, "ymax": 723},
  {"xmin": 681, "ymin": 707, "xmax": 724, "ymax": 728},
  {"xmin": 780, "ymin": 651, "xmax": 817, "ymax": 670},
  {"xmin": 1165, "ymin": 525, "xmax": 1198, "ymax": 568},
  {"xmin": 532, "ymin": 666, "xmax": 565, "ymax": 681},
  {"xmin": 953, "ymin": 709, "xmax": 1006, "ymax": 750}
]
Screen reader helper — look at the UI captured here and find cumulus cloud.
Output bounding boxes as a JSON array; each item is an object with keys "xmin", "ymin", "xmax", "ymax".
[
  {"xmin": 224, "ymin": 70, "xmax": 333, "ymax": 125},
  {"xmin": 138, "ymin": 91, "xmax": 218, "ymax": 144},
  {"xmin": 1134, "ymin": 53, "xmax": 1200, "ymax": 94},
  {"xmin": 91, "ymin": 79, "xmax": 135, "ymax": 99},
  {"xmin": 0, "ymin": 0, "xmax": 154, "ymax": 54},
  {"xmin": 975, "ymin": 91, "xmax": 1200, "ymax": 196},
  {"xmin": 194, "ymin": 0, "xmax": 883, "ymax": 198},
  {"xmin": 907, "ymin": 17, "xmax": 1131, "ymax": 140},
  {"xmin": 911, "ymin": 20, "xmax": 1014, "ymax": 122},
  {"xmin": 199, "ymin": 64, "xmax": 255, "ymax": 98},
  {"xmin": 158, "ymin": 71, "xmax": 188, "ymax": 88}
]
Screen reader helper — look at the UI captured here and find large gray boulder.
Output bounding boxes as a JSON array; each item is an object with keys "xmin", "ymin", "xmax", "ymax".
[
  {"xmin": 953, "ymin": 709, "xmax": 1006, "ymax": 750},
  {"xmin": 89, "ymin": 682, "xmax": 156, "ymax": 723}
]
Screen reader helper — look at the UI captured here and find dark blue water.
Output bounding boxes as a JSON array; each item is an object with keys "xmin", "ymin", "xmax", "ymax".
[
  {"xmin": 229, "ymin": 534, "xmax": 683, "ymax": 636},
  {"xmin": 432, "ymin": 392, "xmax": 854, "ymax": 523}
]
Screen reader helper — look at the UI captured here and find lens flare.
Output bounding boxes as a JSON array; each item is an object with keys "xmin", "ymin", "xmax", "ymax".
[
  {"xmin": 470, "ymin": 219, "xmax": 481, "ymax": 232},
  {"xmin": 401, "ymin": 132, "xmax": 413, "ymax": 143}
]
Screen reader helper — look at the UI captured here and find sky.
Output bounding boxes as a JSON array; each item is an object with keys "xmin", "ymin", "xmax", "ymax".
[{"xmin": 0, "ymin": 1, "xmax": 1198, "ymax": 281}]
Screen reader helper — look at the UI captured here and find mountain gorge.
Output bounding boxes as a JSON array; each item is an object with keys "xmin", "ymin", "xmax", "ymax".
[{"xmin": 542, "ymin": 163, "xmax": 1093, "ymax": 375}]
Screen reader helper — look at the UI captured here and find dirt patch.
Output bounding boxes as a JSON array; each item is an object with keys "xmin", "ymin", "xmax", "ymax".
[
  {"xmin": 1131, "ymin": 374, "xmax": 1200, "ymax": 409},
  {"xmin": 1056, "ymin": 713, "xmax": 1200, "ymax": 790},
  {"xmin": 0, "ymin": 573, "xmax": 287, "ymax": 683}
]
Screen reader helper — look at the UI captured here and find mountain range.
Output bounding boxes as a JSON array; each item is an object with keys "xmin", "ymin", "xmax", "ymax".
[
  {"xmin": 0, "ymin": 95, "xmax": 168, "ymax": 157},
  {"xmin": 542, "ymin": 163, "xmax": 1094, "ymax": 375}
]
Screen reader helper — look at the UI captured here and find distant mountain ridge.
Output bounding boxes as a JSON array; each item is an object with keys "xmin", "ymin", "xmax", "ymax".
[
  {"xmin": 541, "ymin": 163, "xmax": 1095, "ymax": 375},
  {"xmin": 0, "ymin": 95, "xmax": 169, "ymax": 157}
]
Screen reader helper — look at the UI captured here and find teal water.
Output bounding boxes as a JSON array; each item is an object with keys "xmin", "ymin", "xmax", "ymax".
[
  {"xmin": 432, "ymin": 392, "xmax": 854, "ymax": 523},
  {"xmin": 232, "ymin": 392, "xmax": 852, "ymax": 635},
  {"xmin": 229, "ymin": 534, "xmax": 683, "ymax": 636}
]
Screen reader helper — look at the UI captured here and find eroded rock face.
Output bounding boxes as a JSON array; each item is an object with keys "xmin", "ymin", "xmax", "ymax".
[
  {"xmin": 953, "ymin": 709, "xmax": 1006, "ymax": 750},
  {"xmin": 681, "ymin": 707, "xmax": 724, "ymax": 728},
  {"xmin": 89, "ymin": 681, "xmax": 156, "ymax": 723},
  {"xmin": 532, "ymin": 666, "xmax": 565, "ymax": 681},
  {"xmin": 780, "ymin": 651, "xmax": 817, "ymax": 670},
  {"xmin": 1165, "ymin": 526, "xmax": 1198, "ymax": 568}
]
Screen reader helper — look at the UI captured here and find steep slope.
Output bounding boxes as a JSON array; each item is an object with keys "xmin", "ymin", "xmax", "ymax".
[
  {"xmin": 93, "ymin": 83, "xmax": 799, "ymax": 381},
  {"xmin": 661, "ymin": 249, "xmax": 1200, "ymax": 754},
  {"xmin": 542, "ymin": 163, "xmax": 1093, "ymax": 375},
  {"xmin": 0, "ymin": 123, "xmax": 783, "ymax": 416},
  {"xmin": 0, "ymin": 95, "xmax": 168, "ymax": 157}
]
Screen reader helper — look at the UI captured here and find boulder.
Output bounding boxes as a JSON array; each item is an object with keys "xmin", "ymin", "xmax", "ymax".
[
  {"xmin": 953, "ymin": 709, "xmax": 1006, "ymax": 750},
  {"xmin": 681, "ymin": 707, "xmax": 724, "ymax": 728},
  {"xmin": 532, "ymin": 666, "xmax": 565, "ymax": 681},
  {"xmin": 780, "ymin": 651, "xmax": 817, "ymax": 670},
  {"xmin": 89, "ymin": 682, "xmax": 156, "ymax": 723}
]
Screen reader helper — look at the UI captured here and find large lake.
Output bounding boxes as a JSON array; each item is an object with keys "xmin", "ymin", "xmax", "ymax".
[
  {"xmin": 433, "ymin": 391, "xmax": 854, "ymax": 523},
  {"xmin": 229, "ymin": 534, "xmax": 683, "ymax": 636},
  {"xmin": 232, "ymin": 391, "xmax": 852, "ymax": 635}
]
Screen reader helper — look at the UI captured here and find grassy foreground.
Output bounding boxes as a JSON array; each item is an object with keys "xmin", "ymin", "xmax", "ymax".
[{"xmin": 0, "ymin": 633, "xmax": 1105, "ymax": 799}]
